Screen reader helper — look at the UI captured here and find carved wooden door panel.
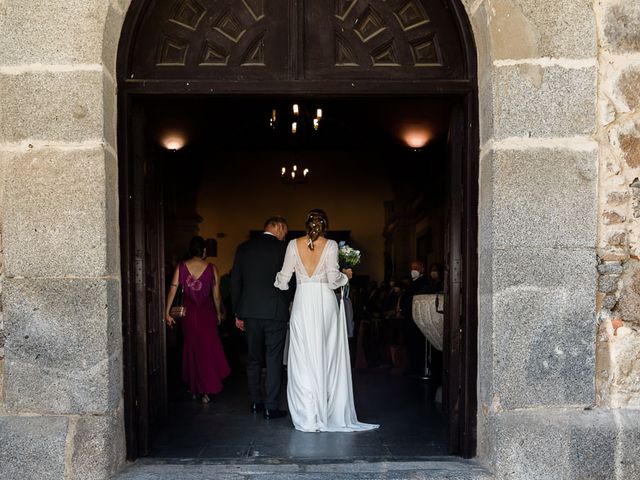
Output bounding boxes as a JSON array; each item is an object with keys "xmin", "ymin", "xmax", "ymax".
[
  {"xmin": 131, "ymin": 0, "xmax": 289, "ymax": 80},
  {"xmin": 124, "ymin": 0, "xmax": 469, "ymax": 84},
  {"xmin": 303, "ymin": 0, "xmax": 465, "ymax": 80}
]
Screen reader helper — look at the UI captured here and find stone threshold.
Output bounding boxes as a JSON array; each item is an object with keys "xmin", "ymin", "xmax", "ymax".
[{"xmin": 114, "ymin": 457, "xmax": 493, "ymax": 479}]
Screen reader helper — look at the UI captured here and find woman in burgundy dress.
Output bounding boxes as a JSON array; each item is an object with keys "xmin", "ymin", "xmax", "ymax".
[{"xmin": 165, "ymin": 236, "xmax": 230, "ymax": 403}]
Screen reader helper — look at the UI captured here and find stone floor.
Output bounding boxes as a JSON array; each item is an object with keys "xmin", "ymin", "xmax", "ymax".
[
  {"xmin": 114, "ymin": 370, "xmax": 493, "ymax": 478},
  {"xmin": 151, "ymin": 369, "xmax": 447, "ymax": 460},
  {"xmin": 114, "ymin": 460, "xmax": 493, "ymax": 479}
]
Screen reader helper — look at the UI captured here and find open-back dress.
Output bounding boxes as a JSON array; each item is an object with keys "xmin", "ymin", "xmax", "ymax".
[{"xmin": 275, "ymin": 239, "xmax": 379, "ymax": 432}]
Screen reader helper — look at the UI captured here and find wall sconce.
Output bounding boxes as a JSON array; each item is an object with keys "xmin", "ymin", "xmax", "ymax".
[
  {"xmin": 401, "ymin": 126, "xmax": 430, "ymax": 151},
  {"xmin": 161, "ymin": 132, "xmax": 187, "ymax": 152}
]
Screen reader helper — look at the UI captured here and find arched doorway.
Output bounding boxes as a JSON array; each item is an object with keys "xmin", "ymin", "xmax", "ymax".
[{"xmin": 117, "ymin": 0, "xmax": 478, "ymax": 460}]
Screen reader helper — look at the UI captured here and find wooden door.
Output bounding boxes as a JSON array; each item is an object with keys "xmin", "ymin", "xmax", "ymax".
[
  {"xmin": 143, "ymin": 144, "xmax": 168, "ymax": 442},
  {"xmin": 443, "ymin": 102, "xmax": 462, "ymax": 454},
  {"xmin": 121, "ymin": 104, "xmax": 168, "ymax": 458},
  {"xmin": 443, "ymin": 101, "xmax": 475, "ymax": 457}
]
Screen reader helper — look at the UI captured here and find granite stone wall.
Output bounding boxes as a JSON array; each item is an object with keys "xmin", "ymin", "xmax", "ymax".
[
  {"xmin": 0, "ymin": 1, "xmax": 128, "ymax": 479},
  {"xmin": 0, "ymin": 1, "xmax": 638, "ymax": 479},
  {"xmin": 467, "ymin": 0, "xmax": 640, "ymax": 478},
  {"xmin": 595, "ymin": 0, "xmax": 640, "ymax": 413}
]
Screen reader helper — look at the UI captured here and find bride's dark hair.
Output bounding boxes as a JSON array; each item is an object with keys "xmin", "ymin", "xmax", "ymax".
[{"xmin": 305, "ymin": 209, "xmax": 329, "ymax": 250}]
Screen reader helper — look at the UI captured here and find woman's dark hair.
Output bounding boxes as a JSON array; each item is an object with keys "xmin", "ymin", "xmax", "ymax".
[
  {"xmin": 305, "ymin": 209, "xmax": 329, "ymax": 250},
  {"xmin": 188, "ymin": 236, "xmax": 206, "ymax": 258}
]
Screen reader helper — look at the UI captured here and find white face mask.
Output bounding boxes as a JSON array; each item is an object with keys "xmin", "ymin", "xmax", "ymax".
[
  {"xmin": 410, "ymin": 270, "xmax": 421, "ymax": 280},
  {"xmin": 430, "ymin": 271, "xmax": 439, "ymax": 280}
]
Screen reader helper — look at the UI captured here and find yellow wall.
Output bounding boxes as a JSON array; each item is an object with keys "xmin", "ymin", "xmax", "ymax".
[{"xmin": 194, "ymin": 150, "xmax": 393, "ymax": 281}]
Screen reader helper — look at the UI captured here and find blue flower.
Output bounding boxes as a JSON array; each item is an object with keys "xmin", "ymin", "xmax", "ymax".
[{"xmin": 339, "ymin": 241, "xmax": 346, "ymax": 247}]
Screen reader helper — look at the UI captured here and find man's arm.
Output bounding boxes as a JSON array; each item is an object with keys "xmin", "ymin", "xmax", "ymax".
[{"xmin": 230, "ymin": 244, "xmax": 243, "ymax": 315}]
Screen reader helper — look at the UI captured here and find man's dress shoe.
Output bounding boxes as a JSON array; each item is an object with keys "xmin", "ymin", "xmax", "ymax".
[
  {"xmin": 263, "ymin": 408, "xmax": 287, "ymax": 419},
  {"xmin": 250, "ymin": 403, "xmax": 264, "ymax": 414}
]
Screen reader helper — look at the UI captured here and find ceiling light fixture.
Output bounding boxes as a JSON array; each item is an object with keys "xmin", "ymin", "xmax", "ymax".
[
  {"xmin": 272, "ymin": 103, "xmax": 323, "ymax": 183},
  {"xmin": 270, "ymin": 103, "xmax": 323, "ymax": 136},
  {"xmin": 281, "ymin": 162, "xmax": 311, "ymax": 184}
]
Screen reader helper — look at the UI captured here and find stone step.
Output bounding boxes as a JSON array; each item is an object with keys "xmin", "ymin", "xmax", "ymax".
[{"xmin": 114, "ymin": 459, "xmax": 493, "ymax": 480}]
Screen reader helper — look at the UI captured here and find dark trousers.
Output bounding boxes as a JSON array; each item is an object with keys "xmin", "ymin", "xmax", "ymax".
[{"xmin": 245, "ymin": 318, "xmax": 287, "ymax": 409}]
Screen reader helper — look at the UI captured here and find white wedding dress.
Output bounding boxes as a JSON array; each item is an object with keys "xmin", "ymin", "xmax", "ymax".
[{"xmin": 275, "ymin": 239, "xmax": 379, "ymax": 432}]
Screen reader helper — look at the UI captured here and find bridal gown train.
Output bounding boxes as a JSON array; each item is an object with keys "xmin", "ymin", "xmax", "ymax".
[{"xmin": 275, "ymin": 239, "xmax": 379, "ymax": 432}]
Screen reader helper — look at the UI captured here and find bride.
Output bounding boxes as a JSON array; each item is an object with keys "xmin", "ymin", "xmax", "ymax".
[{"xmin": 275, "ymin": 209, "xmax": 379, "ymax": 432}]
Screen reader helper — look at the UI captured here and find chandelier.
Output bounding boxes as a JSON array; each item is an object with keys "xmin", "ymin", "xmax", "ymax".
[
  {"xmin": 271, "ymin": 103, "xmax": 323, "ymax": 184},
  {"xmin": 270, "ymin": 103, "xmax": 323, "ymax": 135},
  {"xmin": 281, "ymin": 162, "xmax": 310, "ymax": 184}
]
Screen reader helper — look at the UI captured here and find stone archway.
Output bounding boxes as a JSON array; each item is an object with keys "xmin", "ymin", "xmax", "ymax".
[
  {"xmin": 104, "ymin": 0, "xmax": 639, "ymax": 477},
  {"xmin": 115, "ymin": 0, "xmax": 480, "ymax": 460},
  {"xmin": 2, "ymin": 0, "xmax": 640, "ymax": 479}
]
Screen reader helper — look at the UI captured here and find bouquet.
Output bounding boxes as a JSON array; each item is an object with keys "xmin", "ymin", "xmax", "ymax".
[
  {"xmin": 337, "ymin": 241, "xmax": 360, "ymax": 337},
  {"xmin": 338, "ymin": 241, "xmax": 361, "ymax": 269}
]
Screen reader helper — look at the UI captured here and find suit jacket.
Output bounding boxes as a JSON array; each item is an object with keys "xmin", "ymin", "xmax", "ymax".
[
  {"xmin": 230, "ymin": 233, "xmax": 293, "ymax": 322},
  {"xmin": 400, "ymin": 275, "xmax": 430, "ymax": 320}
]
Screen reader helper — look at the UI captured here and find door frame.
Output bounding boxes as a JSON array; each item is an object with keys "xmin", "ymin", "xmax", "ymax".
[{"xmin": 117, "ymin": 0, "xmax": 478, "ymax": 460}]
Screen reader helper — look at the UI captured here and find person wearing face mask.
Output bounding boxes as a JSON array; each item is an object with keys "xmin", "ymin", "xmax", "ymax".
[
  {"xmin": 425, "ymin": 263, "xmax": 443, "ymax": 293},
  {"xmin": 399, "ymin": 261, "xmax": 431, "ymax": 375},
  {"xmin": 408, "ymin": 261, "xmax": 430, "ymax": 291}
]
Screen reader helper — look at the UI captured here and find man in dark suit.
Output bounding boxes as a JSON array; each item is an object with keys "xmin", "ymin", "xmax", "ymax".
[{"xmin": 231, "ymin": 216, "xmax": 291, "ymax": 419}]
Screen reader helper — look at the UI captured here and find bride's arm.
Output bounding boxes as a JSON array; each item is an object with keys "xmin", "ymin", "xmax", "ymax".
[
  {"xmin": 275, "ymin": 241, "xmax": 295, "ymax": 290},
  {"xmin": 327, "ymin": 241, "xmax": 349, "ymax": 289}
]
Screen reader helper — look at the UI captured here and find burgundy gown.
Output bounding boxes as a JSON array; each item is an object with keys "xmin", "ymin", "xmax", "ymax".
[{"xmin": 179, "ymin": 262, "xmax": 230, "ymax": 395}]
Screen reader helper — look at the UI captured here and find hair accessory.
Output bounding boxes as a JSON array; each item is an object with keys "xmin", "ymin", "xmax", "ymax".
[{"xmin": 305, "ymin": 209, "xmax": 328, "ymax": 250}]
